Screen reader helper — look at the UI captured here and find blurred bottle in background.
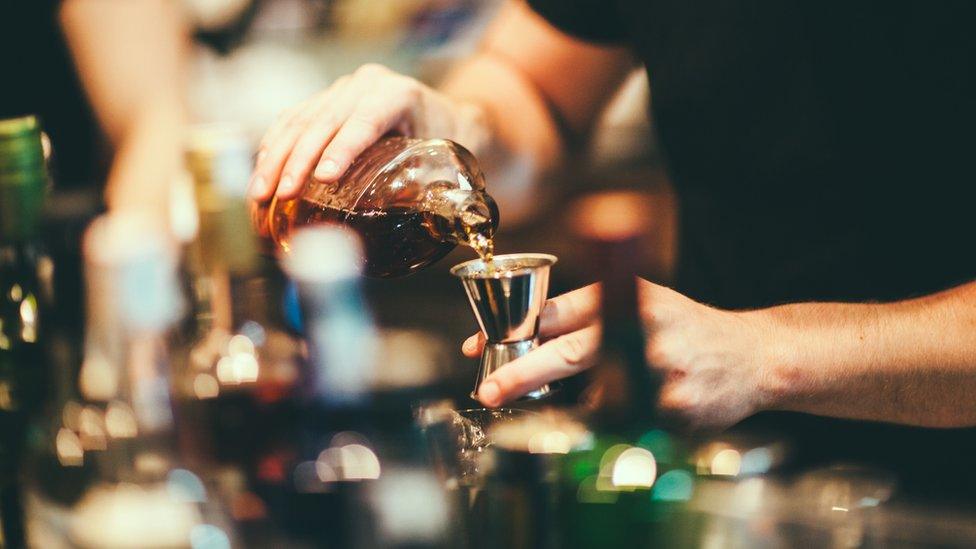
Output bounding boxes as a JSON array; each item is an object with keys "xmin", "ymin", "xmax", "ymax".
[
  {"xmin": 267, "ymin": 136, "xmax": 498, "ymax": 278},
  {"xmin": 0, "ymin": 115, "xmax": 52, "ymax": 548},
  {"xmin": 54, "ymin": 213, "xmax": 233, "ymax": 549},
  {"xmin": 275, "ymin": 225, "xmax": 451, "ymax": 548},
  {"xmin": 173, "ymin": 124, "xmax": 304, "ymax": 544},
  {"xmin": 475, "ymin": 410, "xmax": 590, "ymax": 549}
]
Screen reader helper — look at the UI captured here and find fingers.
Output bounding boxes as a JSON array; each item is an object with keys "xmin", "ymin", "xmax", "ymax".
[
  {"xmin": 249, "ymin": 63, "xmax": 425, "ymax": 203},
  {"xmin": 462, "ymin": 332, "xmax": 485, "ymax": 357},
  {"xmin": 249, "ymin": 102, "xmax": 316, "ymax": 202},
  {"xmin": 478, "ymin": 325, "xmax": 600, "ymax": 407},
  {"xmin": 276, "ymin": 106, "xmax": 346, "ymax": 199},
  {"xmin": 460, "ymin": 284, "xmax": 599, "ymax": 358},
  {"xmin": 538, "ymin": 284, "xmax": 601, "ymax": 339},
  {"xmin": 315, "ymin": 89, "xmax": 414, "ymax": 183}
]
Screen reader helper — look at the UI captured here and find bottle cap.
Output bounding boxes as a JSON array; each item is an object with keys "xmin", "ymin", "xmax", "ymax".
[{"xmin": 0, "ymin": 115, "xmax": 47, "ymax": 240}]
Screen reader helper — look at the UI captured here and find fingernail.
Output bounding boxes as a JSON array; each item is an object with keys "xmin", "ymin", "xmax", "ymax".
[
  {"xmin": 278, "ymin": 175, "xmax": 295, "ymax": 194},
  {"xmin": 479, "ymin": 380, "xmax": 500, "ymax": 406},
  {"xmin": 314, "ymin": 159, "xmax": 339, "ymax": 180},
  {"xmin": 462, "ymin": 336, "xmax": 477, "ymax": 353},
  {"xmin": 250, "ymin": 175, "xmax": 267, "ymax": 195}
]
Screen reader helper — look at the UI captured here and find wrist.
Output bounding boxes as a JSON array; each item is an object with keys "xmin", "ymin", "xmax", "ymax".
[{"xmin": 742, "ymin": 308, "xmax": 804, "ymax": 412}]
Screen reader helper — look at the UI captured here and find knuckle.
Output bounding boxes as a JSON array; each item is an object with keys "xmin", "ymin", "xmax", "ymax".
[
  {"xmin": 277, "ymin": 105, "xmax": 298, "ymax": 120},
  {"xmin": 356, "ymin": 63, "xmax": 388, "ymax": 78},
  {"xmin": 554, "ymin": 334, "xmax": 588, "ymax": 366},
  {"xmin": 347, "ymin": 114, "xmax": 383, "ymax": 137},
  {"xmin": 504, "ymin": 368, "xmax": 530, "ymax": 392},
  {"xmin": 284, "ymin": 112, "xmax": 310, "ymax": 132},
  {"xmin": 658, "ymin": 390, "xmax": 685, "ymax": 414},
  {"xmin": 645, "ymin": 339, "xmax": 670, "ymax": 366},
  {"xmin": 392, "ymin": 76, "xmax": 422, "ymax": 99}
]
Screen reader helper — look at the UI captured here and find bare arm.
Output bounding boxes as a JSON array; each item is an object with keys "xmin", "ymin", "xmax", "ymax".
[
  {"xmin": 759, "ymin": 282, "xmax": 976, "ymax": 428},
  {"xmin": 60, "ymin": 0, "xmax": 187, "ymax": 218},
  {"xmin": 467, "ymin": 279, "xmax": 976, "ymax": 430},
  {"xmin": 440, "ymin": 0, "xmax": 633, "ymax": 173},
  {"xmin": 250, "ymin": 0, "xmax": 632, "ymax": 202}
]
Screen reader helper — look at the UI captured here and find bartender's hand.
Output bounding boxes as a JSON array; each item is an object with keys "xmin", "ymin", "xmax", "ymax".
[
  {"xmin": 249, "ymin": 63, "xmax": 490, "ymax": 202},
  {"xmin": 462, "ymin": 280, "xmax": 775, "ymax": 431}
]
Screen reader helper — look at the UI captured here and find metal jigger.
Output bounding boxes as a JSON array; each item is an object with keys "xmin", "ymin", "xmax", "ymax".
[{"xmin": 451, "ymin": 253, "xmax": 558, "ymax": 401}]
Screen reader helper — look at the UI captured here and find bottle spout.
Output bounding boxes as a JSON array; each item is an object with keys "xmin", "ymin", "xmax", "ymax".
[{"xmin": 454, "ymin": 190, "xmax": 499, "ymax": 241}]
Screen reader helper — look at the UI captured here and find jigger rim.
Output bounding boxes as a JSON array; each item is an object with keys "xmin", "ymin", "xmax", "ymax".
[{"xmin": 450, "ymin": 253, "xmax": 558, "ymax": 279}]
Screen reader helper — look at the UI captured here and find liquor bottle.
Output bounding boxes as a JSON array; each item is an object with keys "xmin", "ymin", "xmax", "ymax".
[
  {"xmin": 279, "ymin": 225, "xmax": 450, "ymax": 548},
  {"xmin": 65, "ymin": 213, "xmax": 233, "ymax": 548},
  {"xmin": 175, "ymin": 125, "xmax": 303, "ymax": 544},
  {"xmin": 0, "ymin": 115, "xmax": 50, "ymax": 548},
  {"xmin": 265, "ymin": 137, "xmax": 499, "ymax": 278},
  {"xmin": 557, "ymin": 193, "xmax": 688, "ymax": 549}
]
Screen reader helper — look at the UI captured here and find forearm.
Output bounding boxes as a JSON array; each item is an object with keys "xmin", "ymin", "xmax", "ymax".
[
  {"xmin": 102, "ymin": 99, "xmax": 184, "ymax": 215},
  {"xmin": 441, "ymin": 1, "xmax": 632, "ymax": 168},
  {"xmin": 440, "ymin": 53, "xmax": 563, "ymax": 177},
  {"xmin": 60, "ymin": 0, "xmax": 187, "ymax": 217},
  {"xmin": 757, "ymin": 282, "xmax": 976, "ymax": 427}
]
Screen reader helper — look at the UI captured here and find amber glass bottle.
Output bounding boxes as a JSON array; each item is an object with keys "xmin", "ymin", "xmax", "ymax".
[{"xmin": 266, "ymin": 137, "xmax": 498, "ymax": 278}]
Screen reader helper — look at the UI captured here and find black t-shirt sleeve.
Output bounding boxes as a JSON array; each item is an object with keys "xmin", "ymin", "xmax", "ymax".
[{"xmin": 526, "ymin": 0, "xmax": 625, "ymax": 44}]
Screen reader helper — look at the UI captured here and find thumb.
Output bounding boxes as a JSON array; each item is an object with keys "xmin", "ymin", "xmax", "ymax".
[{"xmin": 478, "ymin": 325, "xmax": 601, "ymax": 407}]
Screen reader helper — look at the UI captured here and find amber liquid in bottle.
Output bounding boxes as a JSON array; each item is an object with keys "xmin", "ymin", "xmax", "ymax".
[{"xmin": 275, "ymin": 199, "xmax": 496, "ymax": 278}]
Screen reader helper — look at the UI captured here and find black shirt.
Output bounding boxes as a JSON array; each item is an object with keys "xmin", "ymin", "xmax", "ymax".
[
  {"xmin": 529, "ymin": 0, "xmax": 976, "ymax": 497},
  {"xmin": 1, "ymin": 0, "xmax": 106, "ymax": 189}
]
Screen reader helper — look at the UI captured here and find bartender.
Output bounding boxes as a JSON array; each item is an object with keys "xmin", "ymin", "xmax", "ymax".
[
  {"xmin": 251, "ymin": 1, "xmax": 976, "ymax": 493},
  {"xmin": 1, "ymin": 0, "xmax": 186, "ymax": 218}
]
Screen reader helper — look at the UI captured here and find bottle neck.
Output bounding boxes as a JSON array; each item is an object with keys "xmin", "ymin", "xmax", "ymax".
[
  {"xmin": 0, "ymin": 115, "xmax": 47, "ymax": 243},
  {"xmin": 423, "ymin": 186, "xmax": 498, "ymax": 245}
]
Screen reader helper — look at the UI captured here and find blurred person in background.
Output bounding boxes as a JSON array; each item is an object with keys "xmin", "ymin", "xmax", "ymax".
[
  {"xmin": 253, "ymin": 0, "xmax": 976, "ymax": 493},
  {"xmin": 1, "ymin": 0, "xmax": 187, "ymax": 220}
]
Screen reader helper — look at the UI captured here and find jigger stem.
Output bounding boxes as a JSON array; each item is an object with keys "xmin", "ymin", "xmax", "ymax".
[{"xmin": 472, "ymin": 338, "xmax": 555, "ymax": 401}]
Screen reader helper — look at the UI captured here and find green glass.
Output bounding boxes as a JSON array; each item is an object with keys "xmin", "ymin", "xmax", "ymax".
[
  {"xmin": 0, "ymin": 114, "xmax": 50, "ymax": 548},
  {"xmin": 0, "ymin": 115, "xmax": 47, "ymax": 242}
]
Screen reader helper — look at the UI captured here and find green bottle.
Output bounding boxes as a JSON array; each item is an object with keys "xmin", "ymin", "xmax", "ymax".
[{"xmin": 0, "ymin": 115, "xmax": 50, "ymax": 548}]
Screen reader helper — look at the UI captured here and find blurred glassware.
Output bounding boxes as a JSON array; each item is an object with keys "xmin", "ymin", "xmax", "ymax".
[
  {"xmin": 418, "ymin": 405, "xmax": 533, "ymax": 491},
  {"xmin": 790, "ymin": 464, "xmax": 897, "ymax": 548},
  {"xmin": 173, "ymin": 124, "xmax": 303, "ymax": 542},
  {"xmin": 265, "ymin": 224, "xmax": 452, "ymax": 547},
  {"xmin": 58, "ymin": 212, "xmax": 234, "ymax": 548},
  {"xmin": 691, "ymin": 436, "xmax": 791, "ymax": 479},
  {"xmin": 267, "ymin": 136, "xmax": 498, "ymax": 278},
  {"xmin": 0, "ymin": 114, "xmax": 52, "ymax": 548},
  {"xmin": 471, "ymin": 409, "xmax": 589, "ymax": 549}
]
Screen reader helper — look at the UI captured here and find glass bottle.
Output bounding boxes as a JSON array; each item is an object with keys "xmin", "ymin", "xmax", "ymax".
[
  {"xmin": 175, "ymin": 125, "xmax": 303, "ymax": 544},
  {"xmin": 278, "ymin": 226, "xmax": 450, "ymax": 548},
  {"xmin": 0, "ymin": 115, "xmax": 50, "ymax": 548},
  {"xmin": 66, "ymin": 213, "xmax": 234, "ymax": 549},
  {"xmin": 266, "ymin": 137, "xmax": 499, "ymax": 278}
]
